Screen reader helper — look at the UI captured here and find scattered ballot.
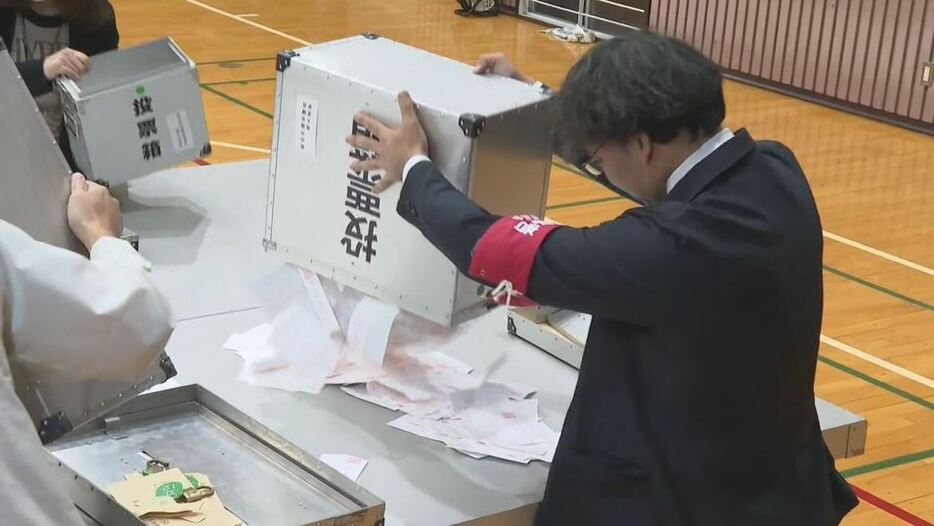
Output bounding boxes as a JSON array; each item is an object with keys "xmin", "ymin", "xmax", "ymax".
[
  {"xmin": 223, "ymin": 264, "xmax": 560, "ymax": 464},
  {"xmin": 319, "ymin": 454, "xmax": 368, "ymax": 482}
]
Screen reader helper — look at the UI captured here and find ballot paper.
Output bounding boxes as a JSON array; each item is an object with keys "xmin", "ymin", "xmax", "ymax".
[
  {"xmin": 347, "ymin": 297, "xmax": 400, "ymax": 366},
  {"xmin": 223, "ymin": 303, "xmax": 342, "ymax": 394},
  {"xmin": 319, "ymin": 454, "xmax": 368, "ymax": 482},
  {"xmin": 223, "ymin": 265, "xmax": 558, "ymax": 464},
  {"xmin": 345, "ymin": 352, "xmax": 558, "ymax": 463},
  {"xmin": 223, "ymin": 266, "xmax": 346, "ymax": 393},
  {"xmin": 387, "ymin": 402, "xmax": 559, "ymax": 464}
]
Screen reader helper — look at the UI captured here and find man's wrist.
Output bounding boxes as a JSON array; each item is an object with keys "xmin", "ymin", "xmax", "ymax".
[
  {"xmin": 81, "ymin": 225, "xmax": 120, "ymax": 252},
  {"xmin": 402, "ymin": 154, "xmax": 432, "ymax": 182}
]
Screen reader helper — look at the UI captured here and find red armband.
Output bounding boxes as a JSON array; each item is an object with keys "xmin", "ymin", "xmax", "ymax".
[{"xmin": 468, "ymin": 215, "xmax": 560, "ymax": 306}]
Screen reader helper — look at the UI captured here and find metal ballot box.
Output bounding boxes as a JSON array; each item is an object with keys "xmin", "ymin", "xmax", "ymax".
[
  {"xmin": 50, "ymin": 385, "xmax": 385, "ymax": 526},
  {"xmin": 264, "ymin": 34, "xmax": 554, "ymax": 326},
  {"xmin": 0, "ymin": 44, "xmax": 176, "ymax": 444},
  {"xmin": 57, "ymin": 37, "xmax": 211, "ymax": 185}
]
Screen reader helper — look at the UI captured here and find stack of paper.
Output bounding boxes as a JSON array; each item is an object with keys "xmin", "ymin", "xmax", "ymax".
[
  {"xmin": 109, "ymin": 469, "xmax": 241, "ymax": 525},
  {"xmin": 341, "ymin": 354, "xmax": 558, "ymax": 464},
  {"xmin": 223, "ymin": 265, "xmax": 560, "ymax": 464}
]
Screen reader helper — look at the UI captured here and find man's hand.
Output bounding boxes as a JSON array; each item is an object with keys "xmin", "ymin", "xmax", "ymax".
[
  {"xmin": 43, "ymin": 48, "xmax": 91, "ymax": 81},
  {"xmin": 474, "ymin": 53, "xmax": 530, "ymax": 83},
  {"xmin": 67, "ymin": 173, "xmax": 123, "ymax": 251},
  {"xmin": 345, "ymin": 91, "xmax": 428, "ymax": 194}
]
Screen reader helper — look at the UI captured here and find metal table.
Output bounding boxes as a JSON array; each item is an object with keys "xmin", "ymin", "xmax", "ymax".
[{"xmin": 117, "ymin": 159, "xmax": 278, "ymax": 321}]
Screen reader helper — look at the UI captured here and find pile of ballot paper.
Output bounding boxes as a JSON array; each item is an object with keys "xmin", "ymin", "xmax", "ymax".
[
  {"xmin": 109, "ymin": 469, "xmax": 241, "ymax": 525},
  {"xmin": 222, "ymin": 265, "xmax": 560, "ymax": 464}
]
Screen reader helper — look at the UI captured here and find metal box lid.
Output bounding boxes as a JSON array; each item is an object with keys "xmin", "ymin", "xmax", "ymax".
[
  {"xmin": 287, "ymin": 34, "xmax": 550, "ymax": 116},
  {"xmin": 0, "ymin": 41, "xmax": 82, "ymax": 252},
  {"xmin": 61, "ymin": 37, "xmax": 193, "ymax": 98}
]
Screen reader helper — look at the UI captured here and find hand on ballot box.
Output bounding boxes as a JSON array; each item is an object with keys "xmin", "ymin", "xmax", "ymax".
[{"xmin": 345, "ymin": 91, "xmax": 429, "ymax": 193}]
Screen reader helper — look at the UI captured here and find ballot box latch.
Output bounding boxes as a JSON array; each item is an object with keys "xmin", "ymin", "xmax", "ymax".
[
  {"xmin": 458, "ymin": 113, "xmax": 486, "ymax": 138},
  {"xmin": 277, "ymin": 50, "xmax": 300, "ymax": 72}
]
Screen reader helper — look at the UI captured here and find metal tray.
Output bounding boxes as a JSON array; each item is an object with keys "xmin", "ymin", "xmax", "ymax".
[{"xmin": 49, "ymin": 385, "xmax": 385, "ymax": 525}]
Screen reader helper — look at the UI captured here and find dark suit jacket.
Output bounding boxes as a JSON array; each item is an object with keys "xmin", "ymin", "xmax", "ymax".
[{"xmin": 397, "ymin": 129, "xmax": 858, "ymax": 525}]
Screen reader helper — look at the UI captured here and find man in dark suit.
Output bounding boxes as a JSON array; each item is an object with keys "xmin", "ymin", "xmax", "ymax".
[{"xmin": 347, "ymin": 31, "xmax": 857, "ymax": 526}]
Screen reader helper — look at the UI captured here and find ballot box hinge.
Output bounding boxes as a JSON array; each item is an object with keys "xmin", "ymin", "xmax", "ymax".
[
  {"xmin": 104, "ymin": 416, "xmax": 129, "ymax": 440},
  {"xmin": 458, "ymin": 113, "xmax": 486, "ymax": 138},
  {"xmin": 200, "ymin": 142, "xmax": 212, "ymax": 158},
  {"xmin": 159, "ymin": 354, "xmax": 178, "ymax": 380},
  {"xmin": 507, "ymin": 316, "xmax": 518, "ymax": 336},
  {"xmin": 262, "ymin": 238, "xmax": 278, "ymax": 251},
  {"xmin": 39, "ymin": 412, "xmax": 74, "ymax": 445},
  {"xmin": 277, "ymin": 50, "xmax": 300, "ymax": 72}
]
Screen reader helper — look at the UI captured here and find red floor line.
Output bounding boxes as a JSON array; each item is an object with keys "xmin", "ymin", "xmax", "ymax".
[
  {"xmin": 193, "ymin": 158, "xmax": 211, "ymax": 166},
  {"xmin": 850, "ymin": 484, "xmax": 933, "ymax": 526}
]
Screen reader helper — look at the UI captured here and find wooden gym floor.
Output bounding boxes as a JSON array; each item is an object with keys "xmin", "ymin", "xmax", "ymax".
[{"xmin": 112, "ymin": 1, "xmax": 933, "ymax": 524}]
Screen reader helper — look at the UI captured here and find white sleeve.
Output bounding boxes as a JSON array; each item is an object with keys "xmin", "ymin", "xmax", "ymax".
[
  {"xmin": 402, "ymin": 155, "xmax": 432, "ymax": 182},
  {"xmin": 0, "ymin": 221, "xmax": 174, "ymax": 382}
]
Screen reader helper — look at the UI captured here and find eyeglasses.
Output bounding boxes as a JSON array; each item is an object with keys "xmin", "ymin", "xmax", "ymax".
[{"xmin": 575, "ymin": 143, "xmax": 606, "ymax": 179}]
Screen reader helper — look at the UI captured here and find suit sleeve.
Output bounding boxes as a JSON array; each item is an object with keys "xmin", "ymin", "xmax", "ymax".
[
  {"xmin": 397, "ymin": 161, "xmax": 669, "ymax": 324},
  {"xmin": 0, "ymin": 221, "xmax": 174, "ymax": 382}
]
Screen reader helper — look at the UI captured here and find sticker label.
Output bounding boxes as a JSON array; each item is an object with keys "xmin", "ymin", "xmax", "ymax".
[
  {"xmin": 166, "ymin": 109, "xmax": 194, "ymax": 153},
  {"xmin": 297, "ymin": 97, "xmax": 319, "ymax": 159}
]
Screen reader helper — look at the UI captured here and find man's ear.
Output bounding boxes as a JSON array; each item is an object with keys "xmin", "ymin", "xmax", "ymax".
[{"xmin": 635, "ymin": 132, "xmax": 653, "ymax": 166}]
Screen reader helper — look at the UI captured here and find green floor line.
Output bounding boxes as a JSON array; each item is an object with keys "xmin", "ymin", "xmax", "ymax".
[
  {"xmin": 841, "ymin": 449, "xmax": 934, "ymax": 479},
  {"xmin": 200, "ymin": 84, "xmax": 273, "ymax": 119},
  {"xmin": 817, "ymin": 355, "xmax": 934, "ymax": 410},
  {"xmin": 823, "ymin": 265, "xmax": 933, "ymax": 311},
  {"xmin": 201, "ymin": 77, "xmax": 277, "ymax": 87},
  {"xmin": 198, "ymin": 57, "xmax": 276, "ymax": 66}
]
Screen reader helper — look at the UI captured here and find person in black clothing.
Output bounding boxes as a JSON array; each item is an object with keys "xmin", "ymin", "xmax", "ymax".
[
  {"xmin": 346, "ymin": 32, "xmax": 858, "ymax": 525},
  {"xmin": 0, "ymin": 0, "xmax": 118, "ymax": 169}
]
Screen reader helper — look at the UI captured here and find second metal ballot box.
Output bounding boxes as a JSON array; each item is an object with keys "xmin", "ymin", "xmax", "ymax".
[{"xmin": 57, "ymin": 37, "xmax": 211, "ymax": 185}]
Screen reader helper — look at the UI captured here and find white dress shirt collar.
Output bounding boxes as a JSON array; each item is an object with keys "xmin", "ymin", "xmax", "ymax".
[{"xmin": 666, "ymin": 128, "xmax": 734, "ymax": 194}]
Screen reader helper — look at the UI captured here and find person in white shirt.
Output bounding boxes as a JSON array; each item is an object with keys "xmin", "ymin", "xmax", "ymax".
[{"xmin": 0, "ymin": 173, "xmax": 173, "ymax": 525}]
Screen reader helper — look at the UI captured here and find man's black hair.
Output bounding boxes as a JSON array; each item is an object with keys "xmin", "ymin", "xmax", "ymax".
[{"xmin": 553, "ymin": 31, "xmax": 725, "ymax": 164}]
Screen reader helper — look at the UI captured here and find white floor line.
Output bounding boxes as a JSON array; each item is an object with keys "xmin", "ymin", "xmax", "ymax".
[
  {"xmin": 211, "ymin": 141, "xmax": 271, "ymax": 154},
  {"xmin": 823, "ymin": 230, "xmax": 934, "ymax": 277},
  {"xmin": 820, "ymin": 334, "xmax": 934, "ymax": 390},
  {"xmin": 186, "ymin": 0, "xmax": 311, "ymax": 45}
]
